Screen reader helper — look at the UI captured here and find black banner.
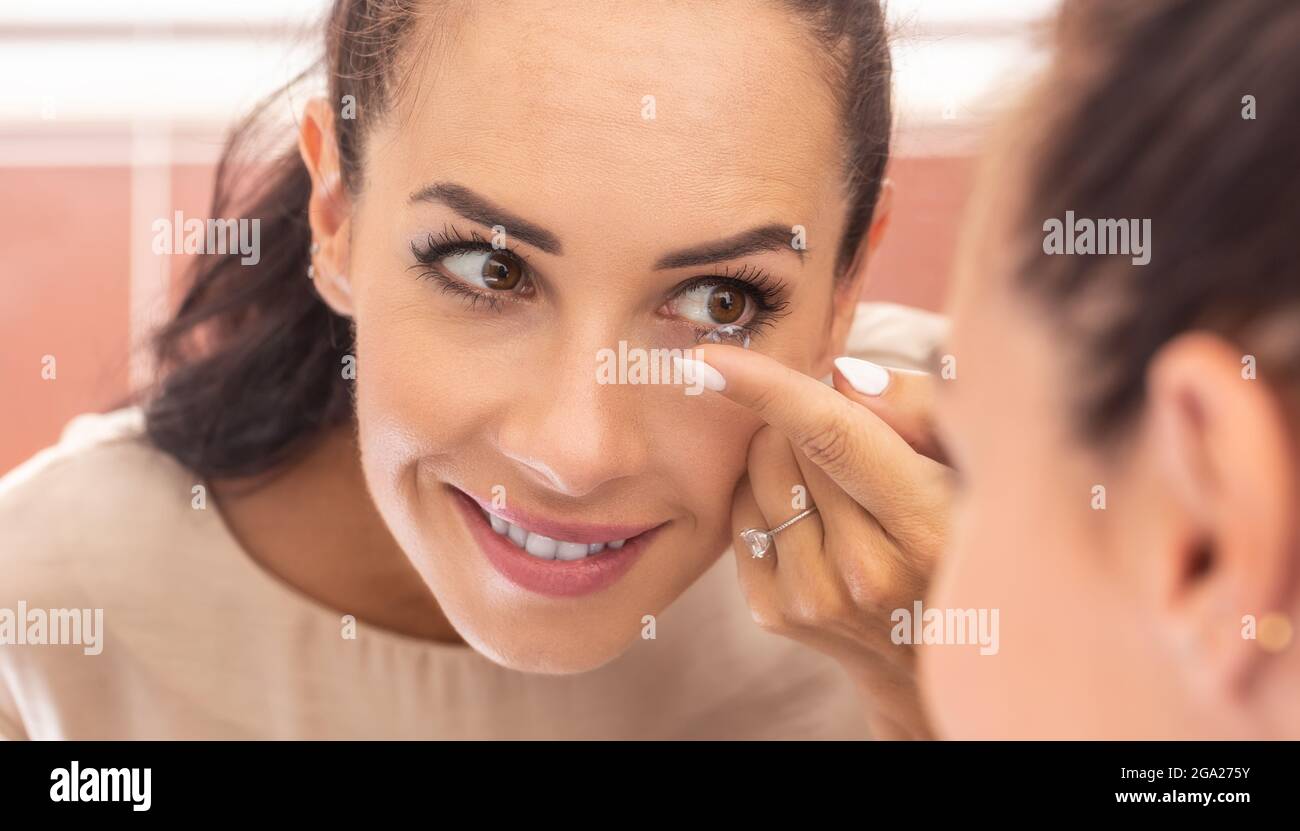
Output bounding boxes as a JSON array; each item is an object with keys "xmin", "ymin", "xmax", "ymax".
[{"xmin": 0, "ymin": 740, "xmax": 1290, "ymax": 817}]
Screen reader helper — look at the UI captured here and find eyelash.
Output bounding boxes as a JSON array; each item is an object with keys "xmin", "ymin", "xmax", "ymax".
[
  {"xmin": 670, "ymin": 265, "xmax": 790, "ymax": 341},
  {"xmin": 408, "ymin": 226, "xmax": 792, "ymax": 340},
  {"xmin": 409, "ymin": 226, "xmax": 533, "ymax": 313}
]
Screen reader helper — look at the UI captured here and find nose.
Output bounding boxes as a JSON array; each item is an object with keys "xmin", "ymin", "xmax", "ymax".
[{"xmin": 496, "ymin": 331, "xmax": 649, "ymax": 499}]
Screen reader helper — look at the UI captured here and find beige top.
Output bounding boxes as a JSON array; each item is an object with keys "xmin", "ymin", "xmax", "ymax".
[{"xmin": 0, "ymin": 302, "xmax": 945, "ymax": 739}]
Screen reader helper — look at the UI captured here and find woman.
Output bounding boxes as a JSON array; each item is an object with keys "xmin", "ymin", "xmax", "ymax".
[
  {"xmin": 0, "ymin": 0, "xmax": 948, "ymax": 738},
  {"xmin": 923, "ymin": 0, "xmax": 1300, "ymax": 738}
]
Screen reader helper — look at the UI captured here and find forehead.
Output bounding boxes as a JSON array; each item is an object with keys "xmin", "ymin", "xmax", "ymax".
[{"xmin": 371, "ymin": 0, "xmax": 848, "ymax": 242}]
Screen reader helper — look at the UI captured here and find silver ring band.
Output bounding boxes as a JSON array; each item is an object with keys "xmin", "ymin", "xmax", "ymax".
[
  {"xmin": 769, "ymin": 507, "xmax": 818, "ymax": 535},
  {"xmin": 739, "ymin": 506, "xmax": 818, "ymax": 559}
]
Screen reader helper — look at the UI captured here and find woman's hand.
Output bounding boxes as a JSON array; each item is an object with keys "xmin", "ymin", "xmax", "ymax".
[{"xmin": 686, "ymin": 344, "xmax": 953, "ymax": 739}]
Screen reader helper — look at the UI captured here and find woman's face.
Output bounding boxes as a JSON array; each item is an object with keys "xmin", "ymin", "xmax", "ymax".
[{"xmin": 329, "ymin": 1, "xmax": 857, "ymax": 671}]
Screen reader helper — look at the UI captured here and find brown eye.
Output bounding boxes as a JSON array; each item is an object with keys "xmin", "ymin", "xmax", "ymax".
[
  {"xmin": 481, "ymin": 251, "xmax": 523, "ymax": 290},
  {"xmin": 706, "ymin": 286, "xmax": 746, "ymax": 324}
]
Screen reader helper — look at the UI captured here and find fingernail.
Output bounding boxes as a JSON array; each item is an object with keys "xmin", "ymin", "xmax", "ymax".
[
  {"xmin": 834, "ymin": 356, "xmax": 890, "ymax": 396},
  {"xmin": 673, "ymin": 355, "xmax": 726, "ymax": 392}
]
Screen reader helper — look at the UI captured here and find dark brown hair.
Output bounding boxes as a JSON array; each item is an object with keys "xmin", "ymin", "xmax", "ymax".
[
  {"xmin": 1012, "ymin": 0, "xmax": 1300, "ymax": 442},
  {"xmin": 145, "ymin": 0, "xmax": 892, "ymax": 479}
]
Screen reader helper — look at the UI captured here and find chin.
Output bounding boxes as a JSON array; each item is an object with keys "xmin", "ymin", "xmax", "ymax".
[{"xmin": 453, "ymin": 616, "xmax": 641, "ymax": 675}]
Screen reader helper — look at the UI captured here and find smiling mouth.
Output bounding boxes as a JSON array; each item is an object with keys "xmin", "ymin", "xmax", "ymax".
[
  {"xmin": 478, "ymin": 505, "xmax": 630, "ymax": 561},
  {"xmin": 450, "ymin": 487, "xmax": 663, "ymax": 597}
]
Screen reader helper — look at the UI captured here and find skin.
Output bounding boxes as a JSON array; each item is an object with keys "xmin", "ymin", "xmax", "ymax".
[
  {"xmin": 686, "ymin": 343, "xmax": 951, "ymax": 738},
  {"xmin": 217, "ymin": 0, "xmax": 899, "ymax": 679},
  {"xmin": 921, "ymin": 111, "xmax": 1300, "ymax": 739}
]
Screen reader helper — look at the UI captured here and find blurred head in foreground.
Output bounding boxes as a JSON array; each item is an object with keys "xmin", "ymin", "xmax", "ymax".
[{"xmin": 928, "ymin": 0, "xmax": 1300, "ymax": 738}]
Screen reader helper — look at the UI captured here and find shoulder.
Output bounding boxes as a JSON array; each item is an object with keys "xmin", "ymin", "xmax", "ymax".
[
  {"xmin": 0, "ymin": 408, "xmax": 204, "ymax": 594},
  {"xmin": 648, "ymin": 555, "xmax": 872, "ymax": 738},
  {"xmin": 0, "ymin": 410, "xmax": 245, "ymax": 738}
]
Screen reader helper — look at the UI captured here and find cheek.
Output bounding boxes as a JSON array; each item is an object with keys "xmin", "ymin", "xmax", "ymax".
[
  {"xmin": 925, "ymin": 457, "xmax": 1114, "ymax": 737},
  {"xmin": 921, "ymin": 491, "xmax": 1020, "ymax": 737},
  {"xmin": 643, "ymin": 396, "xmax": 760, "ymax": 543},
  {"xmin": 350, "ymin": 315, "xmax": 474, "ymax": 481},
  {"xmin": 348, "ymin": 278, "xmax": 538, "ymax": 478}
]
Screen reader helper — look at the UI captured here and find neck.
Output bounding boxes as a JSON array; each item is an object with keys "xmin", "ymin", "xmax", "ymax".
[{"xmin": 212, "ymin": 424, "xmax": 465, "ymax": 646}]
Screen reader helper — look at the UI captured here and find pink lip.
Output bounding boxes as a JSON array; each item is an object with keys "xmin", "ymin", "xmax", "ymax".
[
  {"xmin": 451, "ymin": 488, "xmax": 662, "ymax": 598},
  {"xmin": 457, "ymin": 489, "xmax": 659, "ymax": 545}
]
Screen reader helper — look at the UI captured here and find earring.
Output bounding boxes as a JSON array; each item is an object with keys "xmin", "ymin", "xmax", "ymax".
[{"xmin": 307, "ymin": 240, "xmax": 320, "ymax": 279}]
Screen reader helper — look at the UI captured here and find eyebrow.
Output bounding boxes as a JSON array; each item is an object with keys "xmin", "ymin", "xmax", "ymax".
[
  {"xmin": 409, "ymin": 182, "xmax": 563, "ymax": 255},
  {"xmin": 409, "ymin": 181, "xmax": 804, "ymax": 269},
  {"xmin": 654, "ymin": 224, "xmax": 805, "ymax": 270}
]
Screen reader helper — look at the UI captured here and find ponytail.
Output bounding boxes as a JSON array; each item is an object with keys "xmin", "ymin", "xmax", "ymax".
[{"xmin": 144, "ymin": 117, "xmax": 354, "ymax": 480}]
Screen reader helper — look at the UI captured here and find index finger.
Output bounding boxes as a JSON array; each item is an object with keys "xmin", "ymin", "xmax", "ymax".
[
  {"xmin": 832, "ymin": 358, "xmax": 948, "ymax": 465},
  {"xmin": 677, "ymin": 344, "xmax": 950, "ymax": 532}
]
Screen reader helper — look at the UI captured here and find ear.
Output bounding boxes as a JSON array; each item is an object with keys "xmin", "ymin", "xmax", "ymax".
[
  {"xmin": 1143, "ymin": 332, "xmax": 1299, "ymax": 705},
  {"xmin": 819, "ymin": 178, "xmax": 894, "ymax": 372},
  {"xmin": 298, "ymin": 97, "xmax": 355, "ymax": 317}
]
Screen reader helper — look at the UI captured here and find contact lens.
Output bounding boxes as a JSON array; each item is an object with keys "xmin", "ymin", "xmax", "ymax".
[{"xmin": 704, "ymin": 324, "xmax": 751, "ymax": 349}]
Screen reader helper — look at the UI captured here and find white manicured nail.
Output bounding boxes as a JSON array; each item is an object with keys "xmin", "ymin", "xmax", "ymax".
[
  {"xmin": 834, "ymin": 356, "xmax": 890, "ymax": 396},
  {"xmin": 673, "ymin": 355, "xmax": 726, "ymax": 392}
]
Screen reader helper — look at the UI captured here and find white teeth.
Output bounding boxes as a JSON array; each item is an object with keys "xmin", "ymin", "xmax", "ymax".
[
  {"xmin": 481, "ymin": 508, "xmax": 633, "ymax": 561},
  {"xmin": 507, "ymin": 523, "xmax": 527, "ymax": 548},
  {"xmin": 525, "ymin": 533, "xmax": 558, "ymax": 559},
  {"xmin": 556, "ymin": 541, "xmax": 589, "ymax": 561}
]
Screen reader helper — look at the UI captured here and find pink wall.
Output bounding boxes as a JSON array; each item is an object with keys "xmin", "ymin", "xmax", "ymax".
[
  {"xmin": 0, "ymin": 155, "xmax": 972, "ymax": 474},
  {"xmin": 1, "ymin": 167, "xmax": 134, "ymax": 473},
  {"xmin": 866, "ymin": 156, "xmax": 974, "ymax": 311}
]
